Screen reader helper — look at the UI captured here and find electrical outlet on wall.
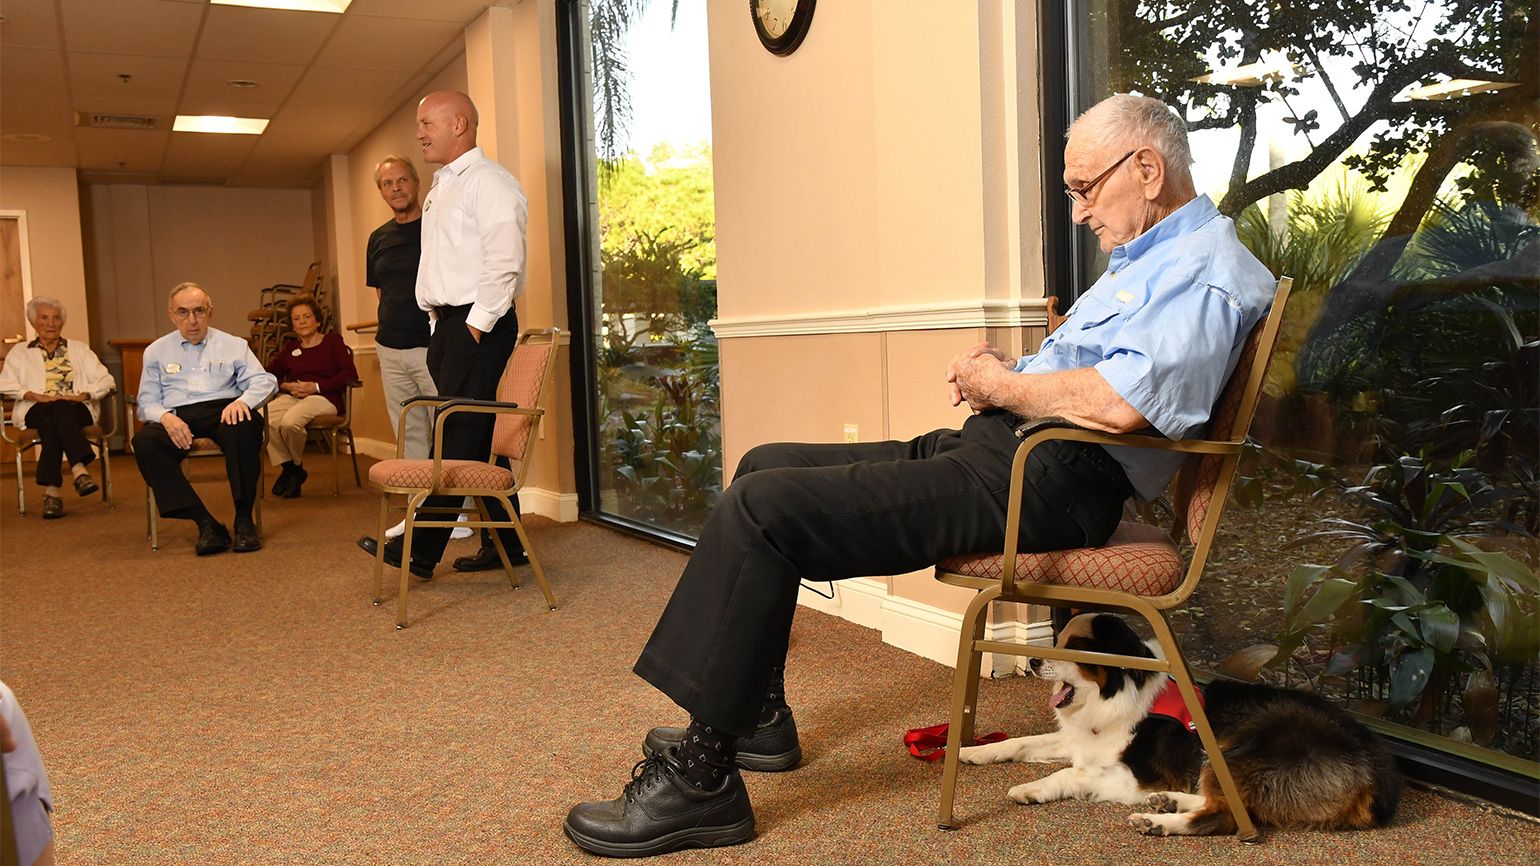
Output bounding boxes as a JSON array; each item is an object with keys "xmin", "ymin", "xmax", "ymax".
[{"xmin": 842, "ymin": 423, "xmax": 859, "ymax": 443}]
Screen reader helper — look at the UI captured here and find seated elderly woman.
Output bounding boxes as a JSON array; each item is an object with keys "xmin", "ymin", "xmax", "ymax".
[
  {"xmin": 264, "ymin": 296, "xmax": 357, "ymax": 498},
  {"xmin": 0, "ymin": 297, "xmax": 116, "ymax": 519}
]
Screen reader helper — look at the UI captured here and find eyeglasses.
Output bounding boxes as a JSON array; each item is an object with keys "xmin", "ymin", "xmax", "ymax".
[
  {"xmin": 171, "ymin": 306, "xmax": 211, "ymax": 320},
  {"xmin": 1065, "ymin": 149, "xmax": 1137, "ymax": 205}
]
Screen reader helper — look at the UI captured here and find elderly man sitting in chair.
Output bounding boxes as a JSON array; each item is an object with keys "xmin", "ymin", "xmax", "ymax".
[
  {"xmin": 133, "ymin": 282, "xmax": 276, "ymax": 556},
  {"xmin": 562, "ymin": 93, "xmax": 1279, "ymax": 858}
]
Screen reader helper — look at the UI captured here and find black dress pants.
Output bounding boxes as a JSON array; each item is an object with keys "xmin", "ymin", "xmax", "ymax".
[
  {"xmin": 132, "ymin": 398, "xmax": 263, "ymax": 517},
  {"xmin": 633, "ymin": 409, "xmax": 1133, "ymax": 737},
  {"xmin": 406, "ymin": 303, "xmax": 525, "ymax": 565},
  {"xmin": 23, "ymin": 401, "xmax": 96, "ymax": 487}
]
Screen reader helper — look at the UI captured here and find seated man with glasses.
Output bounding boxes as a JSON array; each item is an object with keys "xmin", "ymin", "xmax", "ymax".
[
  {"xmin": 563, "ymin": 93, "xmax": 1279, "ymax": 858},
  {"xmin": 133, "ymin": 281, "xmax": 277, "ymax": 555}
]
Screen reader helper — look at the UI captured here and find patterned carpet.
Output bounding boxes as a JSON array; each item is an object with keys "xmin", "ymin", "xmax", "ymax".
[{"xmin": 1, "ymin": 453, "xmax": 1536, "ymax": 865}]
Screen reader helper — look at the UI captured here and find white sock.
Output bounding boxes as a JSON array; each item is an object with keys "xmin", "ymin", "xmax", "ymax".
[
  {"xmin": 70, "ymin": 463, "xmax": 88, "ymax": 478},
  {"xmin": 43, "ymin": 485, "xmax": 61, "ymax": 497},
  {"xmin": 386, "ymin": 507, "xmax": 474, "ymax": 539}
]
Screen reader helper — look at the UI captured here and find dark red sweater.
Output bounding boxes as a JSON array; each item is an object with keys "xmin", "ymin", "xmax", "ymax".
[{"xmin": 266, "ymin": 332, "xmax": 357, "ymax": 412}]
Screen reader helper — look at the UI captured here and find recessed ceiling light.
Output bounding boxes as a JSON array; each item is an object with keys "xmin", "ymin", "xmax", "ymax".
[
  {"xmin": 173, "ymin": 115, "xmax": 269, "ymax": 135},
  {"xmin": 1405, "ymin": 78, "xmax": 1519, "ymax": 101},
  {"xmin": 2, "ymin": 133, "xmax": 53, "ymax": 143},
  {"xmin": 210, "ymin": 0, "xmax": 352, "ymax": 12},
  {"xmin": 226, "ymin": 79, "xmax": 260, "ymax": 89}
]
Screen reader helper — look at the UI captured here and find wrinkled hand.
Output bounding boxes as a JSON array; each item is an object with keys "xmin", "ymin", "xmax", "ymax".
[
  {"xmin": 221, "ymin": 399, "xmax": 252, "ymax": 425},
  {"xmin": 161, "ymin": 412, "xmax": 194, "ymax": 449},
  {"xmin": 946, "ymin": 343, "xmax": 1014, "ymax": 410},
  {"xmin": 68, "ymin": 392, "xmax": 91, "ymax": 403},
  {"xmin": 0, "ymin": 707, "xmax": 15, "ymax": 753},
  {"xmin": 467, "ymin": 323, "xmax": 483, "ymax": 344},
  {"xmin": 26, "ymin": 391, "xmax": 58, "ymax": 403}
]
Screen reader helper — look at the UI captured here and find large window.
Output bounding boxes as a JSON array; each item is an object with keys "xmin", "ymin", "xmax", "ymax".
[
  {"xmin": 561, "ymin": 0, "xmax": 721, "ymax": 542},
  {"xmin": 1063, "ymin": 1, "xmax": 1538, "ymax": 795}
]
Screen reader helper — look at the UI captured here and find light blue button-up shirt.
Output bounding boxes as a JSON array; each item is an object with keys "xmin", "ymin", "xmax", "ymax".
[
  {"xmin": 1016, "ymin": 194, "xmax": 1275, "ymax": 499},
  {"xmin": 136, "ymin": 327, "xmax": 277, "ymax": 422}
]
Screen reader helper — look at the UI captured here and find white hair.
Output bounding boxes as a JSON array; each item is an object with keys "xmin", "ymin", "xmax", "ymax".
[
  {"xmin": 1070, "ymin": 93, "xmax": 1193, "ymax": 173},
  {"xmin": 25, "ymin": 296, "xmax": 65, "ymax": 325}
]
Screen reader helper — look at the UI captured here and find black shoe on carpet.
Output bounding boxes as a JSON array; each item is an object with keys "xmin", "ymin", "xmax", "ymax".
[
  {"xmin": 42, "ymin": 495, "xmax": 64, "ymax": 519},
  {"xmin": 233, "ymin": 518, "xmax": 262, "ymax": 553},
  {"xmin": 563, "ymin": 748, "xmax": 755, "ymax": 858},
  {"xmin": 196, "ymin": 521, "xmax": 233, "ymax": 556},
  {"xmin": 643, "ymin": 707, "xmax": 802, "ymax": 772},
  {"xmin": 73, "ymin": 473, "xmax": 99, "ymax": 497},
  {"xmin": 452, "ymin": 544, "xmax": 528, "ymax": 572},
  {"xmin": 283, "ymin": 465, "xmax": 307, "ymax": 499},
  {"xmin": 271, "ymin": 465, "xmax": 295, "ymax": 497},
  {"xmin": 357, "ymin": 536, "xmax": 435, "ymax": 580}
]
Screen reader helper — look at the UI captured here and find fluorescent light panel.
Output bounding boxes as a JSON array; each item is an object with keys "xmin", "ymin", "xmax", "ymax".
[
  {"xmin": 210, "ymin": 0, "xmax": 352, "ymax": 13},
  {"xmin": 174, "ymin": 115, "xmax": 270, "ymax": 135},
  {"xmin": 1405, "ymin": 79, "xmax": 1518, "ymax": 101}
]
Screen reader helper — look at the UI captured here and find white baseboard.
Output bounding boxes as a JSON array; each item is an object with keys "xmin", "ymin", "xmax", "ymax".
[
  {"xmin": 350, "ymin": 437, "xmax": 578, "ymax": 522},
  {"xmin": 796, "ymin": 579, "xmax": 1052, "ymax": 674}
]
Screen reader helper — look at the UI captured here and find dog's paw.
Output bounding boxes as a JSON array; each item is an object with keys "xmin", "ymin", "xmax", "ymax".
[
  {"xmin": 1007, "ymin": 782, "xmax": 1050, "ymax": 805},
  {"xmin": 1143, "ymin": 792, "xmax": 1179, "ymax": 813},
  {"xmin": 958, "ymin": 743, "xmax": 1004, "ymax": 765},
  {"xmin": 1128, "ymin": 813, "xmax": 1169, "ymax": 836}
]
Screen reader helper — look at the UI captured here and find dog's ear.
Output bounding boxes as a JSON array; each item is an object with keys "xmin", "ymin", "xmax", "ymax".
[{"xmin": 1089, "ymin": 615, "xmax": 1157, "ymax": 695}]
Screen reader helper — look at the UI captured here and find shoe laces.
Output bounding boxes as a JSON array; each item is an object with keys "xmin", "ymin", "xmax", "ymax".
[{"xmin": 623, "ymin": 753, "xmax": 673, "ymax": 804}]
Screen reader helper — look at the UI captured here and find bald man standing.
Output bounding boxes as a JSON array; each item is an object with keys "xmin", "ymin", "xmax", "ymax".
[{"xmin": 357, "ymin": 90, "xmax": 530, "ymax": 577}]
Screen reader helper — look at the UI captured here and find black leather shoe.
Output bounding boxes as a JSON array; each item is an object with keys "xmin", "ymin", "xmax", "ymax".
[
  {"xmin": 196, "ymin": 521, "xmax": 233, "ymax": 556},
  {"xmin": 42, "ymin": 495, "xmax": 64, "ymax": 519},
  {"xmin": 271, "ymin": 465, "xmax": 295, "ymax": 497},
  {"xmin": 453, "ymin": 544, "xmax": 529, "ymax": 572},
  {"xmin": 283, "ymin": 465, "xmax": 307, "ymax": 499},
  {"xmin": 233, "ymin": 518, "xmax": 262, "ymax": 553},
  {"xmin": 563, "ymin": 749, "xmax": 755, "ymax": 857},
  {"xmin": 357, "ymin": 536, "xmax": 435, "ymax": 580},
  {"xmin": 73, "ymin": 473, "xmax": 99, "ymax": 497},
  {"xmin": 644, "ymin": 707, "xmax": 802, "ymax": 772}
]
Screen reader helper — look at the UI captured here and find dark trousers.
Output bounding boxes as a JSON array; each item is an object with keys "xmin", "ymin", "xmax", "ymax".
[
  {"xmin": 132, "ymin": 398, "xmax": 263, "ymax": 518},
  {"xmin": 633, "ymin": 410, "xmax": 1133, "ymax": 737},
  {"xmin": 407, "ymin": 303, "xmax": 524, "ymax": 564},
  {"xmin": 23, "ymin": 401, "xmax": 96, "ymax": 487}
]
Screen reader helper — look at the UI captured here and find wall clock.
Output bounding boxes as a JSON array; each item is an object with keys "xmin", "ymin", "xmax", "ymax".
[{"xmin": 751, "ymin": 0, "xmax": 815, "ymax": 56}]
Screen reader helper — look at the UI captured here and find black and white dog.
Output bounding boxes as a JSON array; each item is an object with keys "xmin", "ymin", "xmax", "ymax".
[{"xmin": 958, "ymin": 613, "xmax": 1404, "ymax": 835}]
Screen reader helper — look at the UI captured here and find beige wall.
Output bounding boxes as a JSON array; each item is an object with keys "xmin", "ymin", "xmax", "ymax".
[
  {"xmin": 0, "ymin": 167, "xmax": 89, "ymax": 344},
  {"xmin": 82, "ymin": 184, "xmax": 316, "ymax": 353},
  {"xmin": 706, "ymin": 0, "xmax": 1052, "ymax": 620}
]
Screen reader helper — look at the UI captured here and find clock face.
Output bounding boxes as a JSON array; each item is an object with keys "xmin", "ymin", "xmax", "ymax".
[{"xmin": 751, "ymin": 0, "xmax": 814, "ymax": 56}]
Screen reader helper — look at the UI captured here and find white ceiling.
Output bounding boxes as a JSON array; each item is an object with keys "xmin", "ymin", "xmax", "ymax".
[{"xmin": 0, "ymin": 0, "xmax": 500, "ymax": 188}]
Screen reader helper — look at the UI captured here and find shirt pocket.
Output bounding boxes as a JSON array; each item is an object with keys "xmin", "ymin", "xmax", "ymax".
[{"xmin": 1072, "ymin": 294, "xmax": 1123, "ymax": 330}]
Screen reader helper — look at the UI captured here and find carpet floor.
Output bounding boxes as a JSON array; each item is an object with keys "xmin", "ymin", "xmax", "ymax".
[{"xmin": 1, "ymin": 453, "xmax": 1535, "ymax": 865}]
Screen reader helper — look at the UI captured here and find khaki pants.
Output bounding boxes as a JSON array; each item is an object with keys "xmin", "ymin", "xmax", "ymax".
[{"xmin": 265, "ymin": 393, "xmax": 337, "ymax": 466}]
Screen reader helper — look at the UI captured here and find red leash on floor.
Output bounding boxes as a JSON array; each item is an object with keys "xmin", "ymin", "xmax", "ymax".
[{"xmin": 904, "ymin": 723, "xmax": 1009, "ymax": 762}]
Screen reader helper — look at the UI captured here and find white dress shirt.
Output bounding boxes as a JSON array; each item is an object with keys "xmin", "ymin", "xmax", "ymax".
[{"xmin": 416, "ymin": 146, "xmax": 529, "ymax": 333}]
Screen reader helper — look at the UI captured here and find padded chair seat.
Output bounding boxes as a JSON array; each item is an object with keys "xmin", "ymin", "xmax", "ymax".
[
  {"xmin": 369, "ymin": 458, "xmax": 513, "ymax": 490},
  {"xmin": 936, "ymin": 521, "xmax": 1183, "ymax": 596},
  {"xmin": 189, "ymin": 437, "xmax": 221, "ymax": 452},
  {"xmin": 307, "ymin": 414, "xmax": 345, "ymax": 428}
]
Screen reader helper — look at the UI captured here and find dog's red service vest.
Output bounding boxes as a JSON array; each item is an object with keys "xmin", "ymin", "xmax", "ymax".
[{"xmin": 1149, "ymin": 677, "xmax": 1205, "ymax": 732}]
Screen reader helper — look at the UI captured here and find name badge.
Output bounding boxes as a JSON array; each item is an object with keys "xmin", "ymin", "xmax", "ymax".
[
  {"xmin": 165, "ymin": 362, "xmax": 182, "ymax": 374},
  {"xmin": 1115, "ymin": 290, "xmax": 1135, "ymax": 304},
  {"xmin": 292, "ymin": 348, "xmax": 303, "ymax": 356}
]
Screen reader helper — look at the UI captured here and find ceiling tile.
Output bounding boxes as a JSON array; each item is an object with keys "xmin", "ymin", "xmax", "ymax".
[
  {"xmin": 1, "ymin": 89, "xmax": 77, "ymax": 134},
  {"xmin": 73, "ymin": 126, "xmax": 169, "ymax": 171},
  {"xmin": 59, "ymin": 0, "xmax": 204, "ymax": 57},
  {"xmin": 345, "ymin": 0, "xmax": 491, "ymax": 24},
  {"xmin": 181, "ymin": 59, "xmax": 307, "ymax": 107},
  {"xmin": 195, "ymin": 5, "xmax": 339, "ymax": 65},
  {"xmin": 67, "ymin": 52, "xmax": 188, "ymax": 104},
  {"xmin": 285, "ymin": 65, "xmax": 411, "ymax": 107},
  {"xmin": 0, "ymin": 138, "xmax": 79, "ymax": 167},
  {"xmin": 1, "ymin": 46, "xmax": 67, "ymax": 92},
  {"xmin": 316, "ymin": 15, "xmax": 462, "ymax": 71},
  {"xmin": 262, "ymin": 102, "xmax": 374, "ymax": 150},
  {"xmin": 161, "ymin": 129, "xmax": 258, "ymax": 178},
  {"xmin": 0, "ymin": 0, "xmax": 63, "ymax": 49}
]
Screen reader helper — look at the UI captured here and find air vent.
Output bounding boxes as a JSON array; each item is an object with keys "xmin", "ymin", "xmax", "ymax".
[
  {"xmin": 160, "ymin": 177, "xmax": 228, "ymax": 186},
  {"xmin": 76, "ymin": 113, "xmax": 158, "ymax": 130}
]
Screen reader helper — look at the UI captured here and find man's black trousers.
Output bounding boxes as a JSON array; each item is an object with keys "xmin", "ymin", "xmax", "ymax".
[
  {"xmin": 406, "ymin": 302, "xmax": 524, "ymax": 565},
  {"xmin": 23, "ymin": 401, "xmax": 96, "ymax": 487},
  {"xmin": 633, "ymin": 409, "xmax": 1132, "ymax": 737},
  {"xmin": 132, "ymin": 398, "xmax": 263, "ymax": 516}
]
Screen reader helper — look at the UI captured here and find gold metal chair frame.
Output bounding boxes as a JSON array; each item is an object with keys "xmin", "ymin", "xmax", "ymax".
[
  {"xmin": 2, "ymin": 390, "xmax": 117, "ymax": 514},
  {"xmin": 934, "ymin": 278, "xmax": 1294, "ymax": 842},
  {"xmin": 370, "ymin": 327, "xmax": 561, "ymax": 628}
]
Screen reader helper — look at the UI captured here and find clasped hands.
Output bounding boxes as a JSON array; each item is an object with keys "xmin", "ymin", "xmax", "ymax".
[
  {"xmin": 26, "ymin": 391, "xmax": 89, "ymax": 404},
  {"xmin": 159, "ymin": 399, "xmax": 252, "ymax": 450},
  {"xmin": 281, "ymin": 380, "xmax": 319, "ymax": 398},
  {"xmin": 946, "ymin": 342, "xmax": 1016, "ymax": 412}
]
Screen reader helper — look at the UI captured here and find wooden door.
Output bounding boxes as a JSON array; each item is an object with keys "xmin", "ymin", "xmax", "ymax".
[{"xmin": 0, "ymin": 216, "xmax": 27, "ymax": 364}]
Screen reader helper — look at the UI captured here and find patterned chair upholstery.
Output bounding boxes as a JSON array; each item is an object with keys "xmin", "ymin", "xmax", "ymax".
[{"xmin": 934, "ymin": 278, "xmax": 1294, "ymax": 843}]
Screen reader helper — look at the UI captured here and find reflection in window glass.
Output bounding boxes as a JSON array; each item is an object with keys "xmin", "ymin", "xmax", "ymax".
[{"xmin": 1071, "ymin": 1, "xmax": 1538, "ymax": 768}]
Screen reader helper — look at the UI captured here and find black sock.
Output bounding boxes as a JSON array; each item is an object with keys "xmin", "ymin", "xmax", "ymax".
[
  {"xmin": 281, "ymin": 461, "xmax": 296, "ymax": 472},
  {"xmin": 167, "ymin": 504, "xmax": 215, "ymax": 525},
  {"xmin": 234, "ymin": 502, "xmax": 254, "ymax": 522},
  {"xmin": 676, "ymin": 718, "xmax": 736, "ymax": 790},
  {"xmin": 758, "ymin": 665, "xmax": 789, "ymax": 724}
]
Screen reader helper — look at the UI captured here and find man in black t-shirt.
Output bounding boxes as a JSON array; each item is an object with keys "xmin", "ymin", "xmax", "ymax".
[{"xmin": 366, "ymin": 155, "xmax": 472, "ymax": 542}]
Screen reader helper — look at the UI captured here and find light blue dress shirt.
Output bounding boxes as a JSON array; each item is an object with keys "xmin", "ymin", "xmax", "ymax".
[
  {"xmin": 137, "ymin": 327, "xmax": 277, "ymax": 422},
  {"xmin": 1016, "ymin": 194, "xmax": 1276, "ymax": 499}
]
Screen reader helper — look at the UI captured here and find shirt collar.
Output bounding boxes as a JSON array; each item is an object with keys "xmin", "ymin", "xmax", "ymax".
[
  {"xmin": 438, "ymin": 146, "xmax": 484, "ymax": 179},
  {"xmin": 1109, "ymin": 194, "xmax": 1219, "ymax": 268},
  {"xmin": 28, "ymin": 337, "xmax": 66, "ymax": 354}
]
